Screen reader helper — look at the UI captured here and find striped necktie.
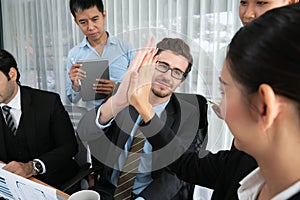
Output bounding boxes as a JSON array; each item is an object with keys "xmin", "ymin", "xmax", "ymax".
[
  {"xmin": 2, "ymin": 105, "xmax": 17, "ymax": 135},
  {"xmin": 114, "ymin": 129, "xmax": 146, "ymax": 200}
]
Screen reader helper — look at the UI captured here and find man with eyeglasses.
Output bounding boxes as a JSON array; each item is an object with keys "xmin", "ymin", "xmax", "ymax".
[{"xmin": 77, "ymin": 38, "xmax": 205, "ymax": 200}]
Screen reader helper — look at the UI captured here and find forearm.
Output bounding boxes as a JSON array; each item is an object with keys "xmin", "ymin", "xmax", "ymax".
[{"xmin": 98, "ymin": 96, "xmax": 127, "ymax": 124}]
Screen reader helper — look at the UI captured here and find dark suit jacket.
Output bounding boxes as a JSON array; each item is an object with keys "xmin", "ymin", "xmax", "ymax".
[
  {"xmin": 78, "ymin": 93, "xmax": 205, "ymax": 199},
  {"xmin": 147, "ymin": 125, "xmax": 259, "ymax": 200},
  {"xmin": 0, "ymin": 86, "xmax": 79, "ymax": 188},
  {"xmin": 161, "ymin": 145, "xmax": 300, "ymax": 200},
  {"xmin": 167, "ymin": 146, "xmax": 258, "ymax": 199}
]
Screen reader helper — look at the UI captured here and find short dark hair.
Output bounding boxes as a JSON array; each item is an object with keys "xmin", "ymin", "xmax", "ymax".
[
  {"xmin": 227, "ymin": 4, "xmax": 300, "ymax": 109},
  {"xmin": 0, "ymin": 49, "xmax": 20, "ymax": 84},
  {"xmin": 69, "ymin": 0, "xmax": 104, "ymax": 18},
  {"xmin": 156, "ymin": 38, "xmax": 193, "ymax": 79}
]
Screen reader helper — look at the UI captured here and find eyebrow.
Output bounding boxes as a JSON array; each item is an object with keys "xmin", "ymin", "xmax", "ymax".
[
  {"xmin": 78, "ymin": 15, "xmax": 99, "ymax": 22},
  {"xmin": 157, "ymin": 61, "xmax": 170, "ymax": 66},
  {"xmin": 219, "ymin": 76, "xmax": 228, "ymax": 85}
]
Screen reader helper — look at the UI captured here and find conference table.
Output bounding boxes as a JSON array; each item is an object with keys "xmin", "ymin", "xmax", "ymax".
[
  {"xmin": 30, "ymin": 176, "xmax": 70, "ymax": 199},
  {"xmin": 0, "ymin": 161, "xmax": 70, "ymax": 200}
]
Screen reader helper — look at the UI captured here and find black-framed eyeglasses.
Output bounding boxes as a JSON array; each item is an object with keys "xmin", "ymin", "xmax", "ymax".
[
  {"xmin": 155, "ymin": 61, "xmax": 186, "ymax": 80},
  {"xmin": 207, "ymin": 99, "xmax": 223, "ymax": 120}
]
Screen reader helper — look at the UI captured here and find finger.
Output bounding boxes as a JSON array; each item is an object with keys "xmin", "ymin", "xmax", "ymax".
[
  {"xmin": 75, "ymin": 74, "xmax": 86, "ymax": 83},
  {"xmin": 71, "ymin": 63, "xmax": 82, "ymax": 69},
  {"xmin": 95, "ymin": 89, "xmax": 114, "ymax": 95},
  {"xmin": 144, "ymin": 36, "xmax": 156, "ymax": 48},
  {"xmin": 128, "ymin": 49, "xmax": 145, "ymax": 71},
  {"xmin": 129, "ymin": 37, "xmax": 156, "ymax": 71},
  {"xmin": 139, "ymin": 48, "xmax": 158, "ymax": 70},
  {"xmin": 93, "ymin": 84, "xmax": 114, "ymax": 90},
  {"xmin": 128, "ymin": 71, "xmax": 138, "ymax": 101},
  {"xmin": 77, "ymin": 68, "xmax": 86, "ymax": 75},
  {"xmin": 152, "ymin": 54, "xmax": 160, "ymax": 64},
  {"xmin": 95, "ymin": 79, "xmax": 113, "ymax": 84},
  {"xmin": 70, "ymin": 68, "xmax": 86, "ymax": 78}
]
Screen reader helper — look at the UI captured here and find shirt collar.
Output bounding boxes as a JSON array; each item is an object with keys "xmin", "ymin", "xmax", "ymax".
[
  {"xmin": 238, "ymin": 167, "xmax": 264, "ymax": 200},
  {"xmin": 0, "ymin": 86, "xmax": 21, "ymax": 110},
  {"xmin": 273, "ymin": 180, "xmax": 300, "ymax": 200},
  {"xmin": 79, "ymin": 31, "xmax": 117, "ymax": 48},
  {"xmin": 238, "ymin": 167, "xmax": 300, "ymax": 200},
  {"xmin": 153, "ymin": 98, "xmax": 170, "ymax": 118}
]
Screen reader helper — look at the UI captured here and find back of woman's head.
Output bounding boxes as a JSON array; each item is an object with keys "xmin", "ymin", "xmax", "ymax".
[{"xmin": 227, "ymin": 4, "xmax": 300, "ymax": 104}]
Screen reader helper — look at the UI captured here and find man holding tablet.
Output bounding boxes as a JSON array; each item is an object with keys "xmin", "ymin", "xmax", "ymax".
[{"xmin": 66, "ymin": 0, "xmax": 135, "ymax": 110}]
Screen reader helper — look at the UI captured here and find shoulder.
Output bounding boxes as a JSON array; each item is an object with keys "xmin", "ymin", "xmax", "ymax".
[
  {"xmin": 67, "ymin": 37, "xmax": 88, "ymax": 56},
  {"xmin": 108, "ymin": 34, "xmax": 133, "ymax": 51},
  {"xmin": 21, "ymin": 86, "xmax": 60, "ymax": 102},
  {"xmin": 172, "ymin": 93, "xmax": 205, "ymax": 112}
]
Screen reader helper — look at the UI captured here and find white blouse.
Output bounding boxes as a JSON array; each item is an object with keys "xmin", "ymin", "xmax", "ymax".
[{"xmin": 238, "ymin": 167, "xmax": 300, "ymax": 200}]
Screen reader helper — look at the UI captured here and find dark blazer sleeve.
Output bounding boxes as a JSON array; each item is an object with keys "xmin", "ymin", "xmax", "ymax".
[
  {"xmin": 139, "ymin": 96, "xmax": 200, "ymax": 199},
  {"xmin": 140, "ymin": 167, "xmax": 183, "ymax": 199},
  {"xmin": 144, "ymin": 109, "xmax": 225, "ymax": 189},
  {"xmin": 21, "ymin": 86, "xmax": 78, "ymax": 174},
  {"xmin": 38, "ymin": 93, "xmax": 78, "ymax": 172},
  {"xmin": 147, "ymin": 129, "xmax": 259, "ymax": 199}
]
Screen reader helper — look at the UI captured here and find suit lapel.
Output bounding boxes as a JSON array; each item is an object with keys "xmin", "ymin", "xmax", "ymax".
[
  {"xmin": 0, "ymin": 108, "xmax": 8, "ymax": 161},
  {"xmin": 20, "ymin": 86, "xmax": 37, "ymax": 156},
  {"xmin": 104, "ymin": 106, "xmax": 136, "ymax": 169},
  {"xmin": 116, "ymin": 106, "xmax": 138, "ymax": 148},
  {"xmin": 164, "ymin": 94, "xmax": 179, "ymax": 132}
]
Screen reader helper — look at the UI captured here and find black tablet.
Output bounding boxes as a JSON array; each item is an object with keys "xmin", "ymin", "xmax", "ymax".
[{"xmin": 79, "ymin": 59, "xmax": 110, "ymax": 101}]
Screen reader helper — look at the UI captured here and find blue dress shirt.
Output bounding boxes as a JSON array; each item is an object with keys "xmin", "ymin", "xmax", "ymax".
[
  {"xmin": 66, "ymin": 32, "xmax": 135, "ymax": 110},
  {"xmin": 96, "ymin": 100, "xmax": 170, "ymax": 199}
]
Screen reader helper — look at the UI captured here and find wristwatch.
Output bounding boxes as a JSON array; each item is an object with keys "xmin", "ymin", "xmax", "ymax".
[{"xmin": 32, "ymin": 160, "xmax": 43, "ymax": 175}]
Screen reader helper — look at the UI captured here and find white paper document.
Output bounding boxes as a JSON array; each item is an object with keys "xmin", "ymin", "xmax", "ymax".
[{"xmin": 0, "ymin": 166, "xmax": 57, "ymax": 200}]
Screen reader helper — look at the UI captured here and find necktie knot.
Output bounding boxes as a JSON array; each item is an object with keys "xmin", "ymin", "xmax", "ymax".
[{"xmin": 2, "ymin": 105, "xmax": 12, "ymax": 112}]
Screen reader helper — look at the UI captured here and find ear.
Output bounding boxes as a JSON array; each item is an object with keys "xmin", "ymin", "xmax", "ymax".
[
  {"xmin": 8, "ymin": 67, "xmax": 18, "ymax": 81},
  {"xmin": 102, "ymin": 10, "xmax": 107, "ymax": 20},
  {"xmin": 257, "ymin": 84, "xmax": 280, "ymax": 131},
  {"xmin": 177, "ymin": 80, "xmax": 185, "ymax": 88},
  {"xmin": 289, "ymin": 0, "xmax": 299, "ymax": 4},
  {"xmin": 74, "ymin": 17, "xmax": 79, "ymax": 25}
]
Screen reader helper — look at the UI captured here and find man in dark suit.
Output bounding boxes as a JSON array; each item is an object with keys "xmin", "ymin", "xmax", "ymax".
[
  {"xmin": 0, "ymin": 49, "xmax": 79, "ymax": 190},
  {"xmin": 77, "ymin": 38, "xmax": 208, "ymax": 199}
]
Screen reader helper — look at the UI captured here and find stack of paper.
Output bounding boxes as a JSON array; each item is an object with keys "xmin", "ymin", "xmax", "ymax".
[{"xmin": 0, "ymin": 164, "xmax": 57, "ymax": 200}]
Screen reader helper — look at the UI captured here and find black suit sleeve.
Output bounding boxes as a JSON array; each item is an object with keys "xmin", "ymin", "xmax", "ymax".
[
  {"xmin": 139, "ymin": 103, "xmax": 199, "ymax": 199},
  {"xmin": 139, "ymin": 167, "xmax": 183, "ymax": 200},
  {"xmin": 36, "ymin": 93, "xmax": 78, "ymax": 173}
]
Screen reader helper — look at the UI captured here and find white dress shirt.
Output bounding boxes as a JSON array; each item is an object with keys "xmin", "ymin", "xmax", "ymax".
[
  {"xmin": 1, "ymin": 86, "xmax": 22, "ymax": 127},
  {"xmin": 238, "ymin": 167, "xmax": 300, "ymax": 200}
]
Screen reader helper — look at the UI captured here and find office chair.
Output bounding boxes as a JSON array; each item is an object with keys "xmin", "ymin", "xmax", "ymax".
[
  {"xmin": 60, "ymin": 105, "xmax": 93, "ymax": 193},
  {"xmin": 174, "ymin": 93, "xmax": 208, "ymax": 150},
  {"xmin": 63, "ymin": 105, "xmax": 88, "ymax": 130}
]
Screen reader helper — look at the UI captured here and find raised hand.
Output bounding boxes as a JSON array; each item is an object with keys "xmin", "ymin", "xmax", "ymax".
[
  {"xmin": 128, "ymin": 48, "xmax": 159, "ymax": 122},
  {"xmin": 111, "ymin": 37, "xmax": 156, "ymax": 109},
  {"xmin": 98, "ymin": 38, "xmax": 156, "ymax": 124}
]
